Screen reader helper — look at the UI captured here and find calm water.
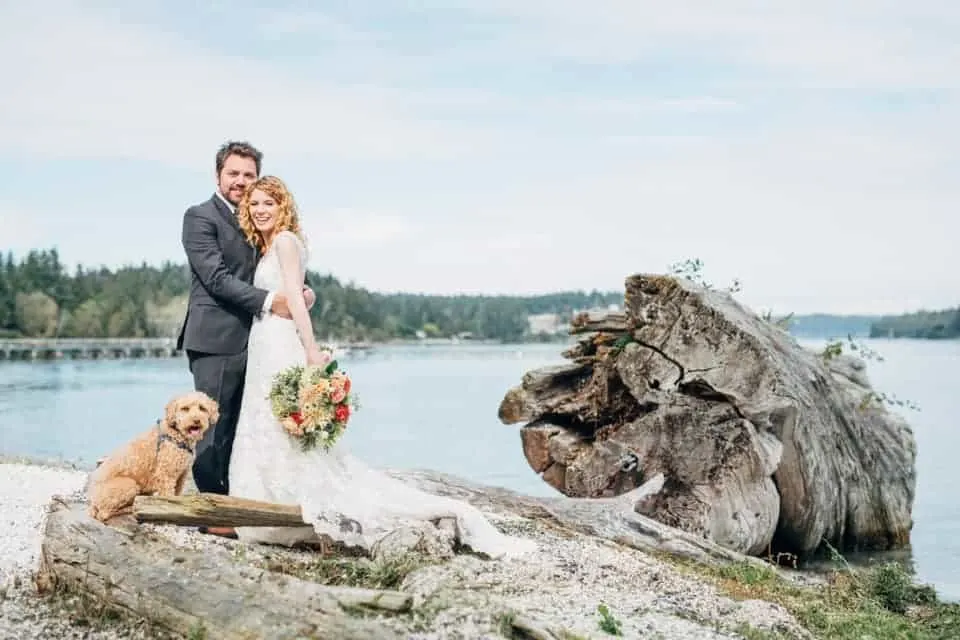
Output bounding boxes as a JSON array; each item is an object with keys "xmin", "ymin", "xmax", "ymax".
[{"xmin": 1, "ymin": 340, "xmax": 957, "ymax": 598}]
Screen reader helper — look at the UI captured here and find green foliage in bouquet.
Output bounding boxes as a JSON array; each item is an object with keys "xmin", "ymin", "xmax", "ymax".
[{"xmin": 269, "ymin": 364, "xmax": 304, "ymax": 418}]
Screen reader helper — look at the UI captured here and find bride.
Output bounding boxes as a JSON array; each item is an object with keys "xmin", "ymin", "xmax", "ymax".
[{"xmin": 226, "ymin": 176, "xmax": 536, "ymax": 559}]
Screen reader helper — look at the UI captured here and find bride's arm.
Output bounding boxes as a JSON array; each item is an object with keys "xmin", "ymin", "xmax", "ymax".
[{"xmin": 274, "ymin": 232, "xmax": 318, "ymax": 353}]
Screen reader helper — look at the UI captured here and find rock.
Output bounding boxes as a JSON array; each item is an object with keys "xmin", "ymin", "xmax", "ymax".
[
  {"xmin": 498, "ymin": 274, "xmax": 917, "ymax": 558},
  {"xmin": 371, "ymin": 521, "xmax": 457, "ymax": 561}
]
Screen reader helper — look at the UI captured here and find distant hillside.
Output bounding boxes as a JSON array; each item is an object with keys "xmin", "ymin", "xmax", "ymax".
[
  {"xmin": 784, "ymin": 314, "xmax": 881, "ymax": 339},
  {"xmin": 868, "ymin": 307, "xmax": 960, "ymax": 340},
  {"xmin": 0, "ymin": 248, "xmax": 623, "ymax": 342},
  {"xmin": 6, "ymin": 248, "xmax": 953, "ymax": 342},
  {"xmin": 780, "ymin": 309, "xmax": 960, "ymax": 341}
]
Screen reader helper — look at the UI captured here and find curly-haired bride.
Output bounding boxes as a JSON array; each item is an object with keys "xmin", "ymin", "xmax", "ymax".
[{"xmin": 226, "ymin": 175, "xmax": 538, "ymax": 559}]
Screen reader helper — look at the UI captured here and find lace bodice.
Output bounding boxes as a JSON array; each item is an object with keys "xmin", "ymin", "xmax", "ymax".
[{"xmin": 254, "ymin": 231, "xmax": 308, "ymax": 292}]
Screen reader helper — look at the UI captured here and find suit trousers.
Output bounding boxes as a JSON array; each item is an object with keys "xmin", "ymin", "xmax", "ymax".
[{"xmin": 187, "ymin": 348, "xmax": 248, "ymax": 494}]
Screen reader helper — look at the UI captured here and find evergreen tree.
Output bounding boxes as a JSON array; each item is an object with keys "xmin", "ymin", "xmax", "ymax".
[{"xmin": 0, "ymin": 248, "xmax": 625, "ymax": 341}]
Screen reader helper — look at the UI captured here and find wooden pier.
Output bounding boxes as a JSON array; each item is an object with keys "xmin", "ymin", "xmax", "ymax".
[
  {"xmin": 0, "ymin": 338, "xmax": 377, "ymax": 361},
  {"xmin": 0, "ymin": 338, "xmax": 180, "ymax": 361}
]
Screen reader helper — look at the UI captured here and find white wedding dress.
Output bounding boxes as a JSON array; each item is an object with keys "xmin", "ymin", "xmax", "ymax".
[{"xmin": 228, "ymin": 231, "xmax": 537, "ymax": 559}]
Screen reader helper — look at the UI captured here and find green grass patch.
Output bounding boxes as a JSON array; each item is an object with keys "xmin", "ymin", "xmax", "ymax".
[{"xmin": 672, "ymin": 555, "xmax": 959, "ymax": 640}]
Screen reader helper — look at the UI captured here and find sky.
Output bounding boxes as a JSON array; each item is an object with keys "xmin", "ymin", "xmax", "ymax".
[{"xmin": 1, "ymin": 1, "xmax": 958, "ymax": 315}]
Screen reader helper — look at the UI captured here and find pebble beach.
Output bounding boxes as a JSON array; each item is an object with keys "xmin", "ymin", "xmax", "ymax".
[
  {"xmin": 0, "ymin": 460, "xmax": 172, "ymax": 639},
  {"xmin": 0, "ymin": 458, "xmax": 808, "ymax": 639}
]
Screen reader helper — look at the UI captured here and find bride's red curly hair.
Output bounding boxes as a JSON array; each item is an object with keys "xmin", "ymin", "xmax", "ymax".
[{"xmin": 237, "ymin": 175, "xmax": 305, "ymax": 254}]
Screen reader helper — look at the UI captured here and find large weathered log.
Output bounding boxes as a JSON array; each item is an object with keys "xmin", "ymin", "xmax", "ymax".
[
  {"xmin": 133, "ymin": 469, "xmax": 761, "ymax": 568},
  {"xmin": 134, "ymin": 492, "xmax": 306, "ymax": 527},
  {"xmin": 498, "ymin": 274, "xmax": 917, "ymax": 558},
  {"xmin": 386, "ymin": 469, "xmax": 766, "ymax": 567},
  {"xmin": 38, "ymin": 497, "xmax": 410, "ymax": 639}
]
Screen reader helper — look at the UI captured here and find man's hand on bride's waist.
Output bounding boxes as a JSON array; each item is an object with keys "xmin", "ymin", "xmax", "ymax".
[{"xmin": 269, "ymin": 287, "xmax": 315, "ymax": 319}]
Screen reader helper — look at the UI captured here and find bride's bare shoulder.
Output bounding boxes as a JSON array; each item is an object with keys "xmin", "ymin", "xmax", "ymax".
[
  {"xmin": 275, "ymin": 229, "xmax": 305, "ymax": 247},
  {"xmin": 275, "ymin": 229, "xmax": 308, "ymax": 260}
]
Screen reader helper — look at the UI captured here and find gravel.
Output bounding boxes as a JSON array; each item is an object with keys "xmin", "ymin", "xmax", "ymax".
[
  {"xmin": 380, "ymin": 516, "xmax": 811, "ymax": 639},
  {"xmin": 0, "ymin": 459, "xmax": 811, "ymax": 639},
  {"xmin": 1, "ymin": 462, "xmax": 87, "ymax": 584},
  {"xmin": 144, "ymin": 502, "xmax": 811, "ymax": 639},
  {"xmin": 0, "ymin": 461, "xmax": 175, "ymax": 640}
]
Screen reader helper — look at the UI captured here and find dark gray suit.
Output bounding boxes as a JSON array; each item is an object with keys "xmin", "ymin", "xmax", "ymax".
[{"xmin": 177, "ymin": 193, "xmax": 268, "ymax": 494}]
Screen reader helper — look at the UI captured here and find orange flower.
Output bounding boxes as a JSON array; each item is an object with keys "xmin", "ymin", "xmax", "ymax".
[
  {"xmin": 282, "ymin": 417, "xmax": 304, "ymax": 436},
  {"xmin": 300, "ymin": 380, "xmax": 329, "ymax": 405}
]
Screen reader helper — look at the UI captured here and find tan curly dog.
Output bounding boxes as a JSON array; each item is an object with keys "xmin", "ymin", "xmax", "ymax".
[{"xmin": 87, "ymin": 390, "xmax": 219, "ymax": 523}]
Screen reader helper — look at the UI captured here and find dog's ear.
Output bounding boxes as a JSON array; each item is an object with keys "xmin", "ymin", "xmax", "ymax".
[
  {"xmin": 164, "ymin": 397, "xmax": 179, "ymax": 427},
  {"xmin": 202, "ymin": 394, "xmax": 220, "ymax": 426}
]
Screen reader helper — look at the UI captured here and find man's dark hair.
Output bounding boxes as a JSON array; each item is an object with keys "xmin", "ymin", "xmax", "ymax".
[{"xmin": 215, "ymin": 141, "xmax": 263, "ymax": 176}]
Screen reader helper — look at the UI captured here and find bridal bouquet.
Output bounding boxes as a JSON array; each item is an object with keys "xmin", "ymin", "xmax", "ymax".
[{"xmin": 268, "ymin": 348, "xmax": 358, "ymax": 451}]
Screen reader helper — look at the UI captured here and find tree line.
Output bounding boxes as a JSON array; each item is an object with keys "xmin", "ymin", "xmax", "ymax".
[
  {"xmin": 0, "ymin": 249, "xmax": 623, "ymax": 342},
  {"xmin": 869, "ymin": 308, "xmax": 960, "ymax": 340}
]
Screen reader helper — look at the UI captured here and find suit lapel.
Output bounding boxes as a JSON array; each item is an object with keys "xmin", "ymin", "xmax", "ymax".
[
  {"xmin": 211, "ymin": 194, "xmax": 258, "ymax": 261},
  {"xmin": 211, "ymin": 194, "xmax": 241, "ymax": 232}
]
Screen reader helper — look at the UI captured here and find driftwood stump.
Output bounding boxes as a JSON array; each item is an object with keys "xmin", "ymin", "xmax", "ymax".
[
  {"xmin": 499, "ymin": 274, "xmax": 917, "ymax": 558},
  {"xmin": 37, "ymin": 497, "xmax": 410, "ymax": 639}
]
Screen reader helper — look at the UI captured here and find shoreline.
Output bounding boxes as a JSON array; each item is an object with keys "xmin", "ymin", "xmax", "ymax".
[
  {"xmin": 0, "ymin": 452, "xmax": 96, "ymax": 471},
  {"xmin": 2, "ymin": 458, "xmax": 801, "ymax": 640},
  {"xmin": 0, "ymin": 452, "xmax": 942, "ymax": 577},
  {"xmin": 2, "ymin": 457, "xmax": 957, "ymax": 639},
  {"xmin": 0, "ymin": 335, "xmax": 955, "ymax": 360}
]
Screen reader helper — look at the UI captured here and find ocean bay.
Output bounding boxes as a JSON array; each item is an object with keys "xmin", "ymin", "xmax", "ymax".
[{"xmin": 1, "ymin": 339, "xmax": 957, "ymax": 600}]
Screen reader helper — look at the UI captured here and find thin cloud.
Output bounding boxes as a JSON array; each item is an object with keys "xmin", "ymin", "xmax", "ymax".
[
  {"xmin": 0, "ymin": 1, "xmax": 956, "ymax": 315},
  {"xmin": 304, "ymin": 209, "xmax": 413, "ymax": 252},
  {"xmin": 0, "ymin": 4, "xmax": 492, "ymax": 169},
  {"xmin": 439, "ymin": 1, "xmax": 960, "ymax": 88},
  {"xmin": 379, "ymin": 124, "xmax": 957, "ymax": 313},
  {"xmin": 0, "ymin": 204, "xmax": 50, "ymax": 257},
  {"xmin": 256, "ymin": 10, "xmax": 376, "ymax": 42}
]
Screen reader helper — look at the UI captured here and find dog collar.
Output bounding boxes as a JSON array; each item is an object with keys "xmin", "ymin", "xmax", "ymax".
[{"xmin": 155, "ymin": 423, "xmax": 196, "ymax": 454}]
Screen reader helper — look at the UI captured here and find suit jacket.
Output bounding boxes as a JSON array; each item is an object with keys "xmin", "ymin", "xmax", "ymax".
[{"xmin": 176, "ymin": 194, "xmax": 268, "ymax": 355}]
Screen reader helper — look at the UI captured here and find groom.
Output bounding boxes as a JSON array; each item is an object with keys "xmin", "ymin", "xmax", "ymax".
[{"xmin": 177, "ymin": 140, "xmax": 315, "ymax": 513}]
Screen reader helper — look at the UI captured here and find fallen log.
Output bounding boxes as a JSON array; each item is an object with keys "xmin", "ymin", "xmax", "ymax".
[
  {"xmin": 134, "ymin": 493, "xmax": 306, "ymax": 527},
  {"xmin": 37, "ymin": 497, "xmax": 410, "ymax": 639},
  {"xmin": 387, "ymin": 469, "xmax": 764, "ymax": 567},
  {"xmin": 498, "ymin": 274, "xmax": 917, "ymax": 559},
  {"xmin": 128, "ymin": 469, "xmax": 763, "ymax": 568}
]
